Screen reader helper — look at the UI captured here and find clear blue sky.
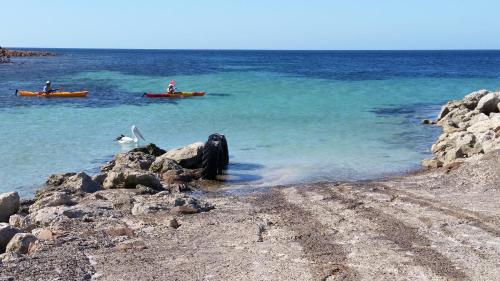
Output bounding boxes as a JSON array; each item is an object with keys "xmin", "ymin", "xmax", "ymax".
[{"xmin": 1, "ymin": 0, "xmax": 499, "ymax": 50}]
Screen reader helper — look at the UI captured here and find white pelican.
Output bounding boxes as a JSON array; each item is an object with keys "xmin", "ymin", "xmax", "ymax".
[{"xmin": 116, "ymin": 125, "xmax": 145, "ymax": 144}]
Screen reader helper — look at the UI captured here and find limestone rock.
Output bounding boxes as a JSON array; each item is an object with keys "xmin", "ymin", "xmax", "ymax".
[
  {"xmin": 102, "ymin": 170, "xmax": 162, "ymax": 190},
  {"xmin": 0, "ymin": 192, "xmax": 20, "ymax": 222},
  {"xmin": 476, "ymin": 93, "xmax": 500, "ymax": 115},
  {"xmin": 463, "ymin": 89, "xmax": 489, "ymax": 103},
  {"xmin": 102, "ymin": 151, "xmax": 156, "ymax": 172},
  {"xmin": 8, "ymin": 215, "xmax": 35, "ymax": 232},
  {"xmin": 131, "ymin": 202, "xmax": 168, "ymax": 216},
  {"xmin": 162, "ymin": 142, "xmax": 204, "ymax": 169},
  {"xmin": 5, "ymin": 233, "xmax": 37, "ymax": 254},
  {"xmin": 150, "ymin": 157, "xmax": 183, "ymax": 173},
  {"xmin": 0, "ymin": 223, "xmax": 20, "ymax": 253},
  {"xmin": 31, "ymin": 228, "xmax": 53, "ymax": 240},
  {"xmin": 39, "ymin": 172, "xmax": 101, "ymax": 199},
  {"xmin": 29, "ymin": 192, "xmax": 75, "ymax": 213}
]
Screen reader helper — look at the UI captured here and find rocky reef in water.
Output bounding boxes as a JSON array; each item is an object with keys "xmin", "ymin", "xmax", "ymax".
[
  {"xmin": 422, "ymin": 89, "xmax": 500, "ymax": 168},
  {"xmin": 0, "ymin": 47, "xmax": 55, "ymax": 63}
]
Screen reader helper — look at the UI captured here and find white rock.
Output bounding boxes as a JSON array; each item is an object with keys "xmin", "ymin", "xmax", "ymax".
[
  {"xmin": 476, "ymin": 93, "xmax": 499, "ymax": 114},
  {"xmin": 0, "ymin": 192, "xmax": 20, "ymax": 222},
  {"xmin": 162, "ymin": 142, "xmax": 204, "ymax": 168}
]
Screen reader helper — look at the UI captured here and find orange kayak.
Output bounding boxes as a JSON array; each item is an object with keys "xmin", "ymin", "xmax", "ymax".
[{"xmin": 16, "ymin": 90, "xmax": 88, "ymax": 98}]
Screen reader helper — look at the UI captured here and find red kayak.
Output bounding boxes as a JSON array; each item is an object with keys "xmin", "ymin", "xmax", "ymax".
[{"xmin": 143, "ymin": 92, "xmax": 205, "ymax": 98}]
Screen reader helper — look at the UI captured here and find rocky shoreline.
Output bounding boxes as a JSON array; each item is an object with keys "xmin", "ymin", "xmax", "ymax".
[
  {"xmin": 1, "ymin": 91, "xmax": 500, "ymax": 280},
  {"xmin": 0, "ymin": 47, "xmax": 55, "ymax": 63}
]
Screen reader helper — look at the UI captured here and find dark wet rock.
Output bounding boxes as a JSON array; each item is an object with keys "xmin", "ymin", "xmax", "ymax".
[
  {"xmin": 421, "ymin": 119, "xmax": 436, "ymax": 125},
  {"xmin": 5, "ymin": 233, "xmax": 37, "ymax": 255},
  {"xmin": 102, "ymin": 170, "xmax": 162, "ymax": 190},
  {"xmin": 168, "ymin": 218, "xmax": 180, "ymax": 229},
  {"xmin": 0, "ymin": 192, "xmax": 20, "ymax": 222},
  {"xmin": 0, "ymin": 223, "xmax": 20, "ymax": 253},
  {"xmin": 92, "ymin": 173, "xmax": 108, "ymax": 186},
  {"xmin": 130, "ymin": 143, "xmax": 166, "ymax": 157}
]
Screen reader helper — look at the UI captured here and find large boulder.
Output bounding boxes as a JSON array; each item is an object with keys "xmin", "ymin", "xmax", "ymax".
[
  {"xmin": 467, "ymin": 113, "xmax": 500, "ymax": 134},
  {"xmin": 5, "ymin": 233, "xmax": 37, "ymax": 255},
  {"xmin": 0, "ymin": 223, "xmax": 20, "ymax": 253},
  {"xmin": 39, "ymin": 172, "xmax": 101, "ymax": 199},
  {"xmin": 102, "ymin": 170, "xmax": 162, "ymax": 190},
  {"xmin": 475, "ymin": 93, "xmax": 500, "ymax": 115},
  {"xmin": 161, "ymin": 142, "xmax": 204, "ymax": 169},
  {"xmin": 0, "ymin": 192, "xmax": 20, "ymax": 222}
]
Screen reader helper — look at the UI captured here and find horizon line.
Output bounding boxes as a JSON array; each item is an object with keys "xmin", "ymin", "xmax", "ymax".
[{"xmin": 4, "ymin": 46, "xmax": 500, "ymax": 52}]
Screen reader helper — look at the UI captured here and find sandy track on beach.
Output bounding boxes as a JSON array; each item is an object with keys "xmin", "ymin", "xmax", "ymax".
[{"xmin": 2, "ymin": 152, "xmax": 499, "ymax": 281}]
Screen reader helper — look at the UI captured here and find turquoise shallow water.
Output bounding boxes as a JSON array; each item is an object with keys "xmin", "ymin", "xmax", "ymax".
[{"xmin": 1, "ymin": 49, "xmax": 500, "ymax": 196}]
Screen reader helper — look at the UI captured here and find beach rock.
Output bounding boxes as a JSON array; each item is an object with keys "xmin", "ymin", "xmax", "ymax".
[
  {"xmin": 136, "ymin": 184, "xmax": 158, "ymax": 195},
  {"xmin": 102, "ymin": 170, "xmax": 162, "ymax": 190},
  {"xmin": 467, "ymin": 113, "xmax": 500, "ymax": 134},
  {"xmin": 131, "ymin": 202, "xmax": 169, "ymax": 216},
  {"xmin": 29, "ymin": 192, "xmax": 75, "ymax": 213},
  {"xmin": 92, "ymin": 173, "xmax": 108, "ymax": 186},
  {"xmin": 475, "ymin": 93, "xmax": 499, "ymax": 115},
  {"xmin": 40, "ymin": 172, "xmax": 101, "ymax": 198},
  {"xmin": 422, "ymin": 158, "xmax": 443, "ymax": 169},
  {"xmin": 162, "ymin": 142, "xmax": 204, "ymax": 169},
  {"xmin": 103, "ymin": 151, "xmax": 156, "ymax": 172},
  {"xmin": 0, "ymin": 223, "xmax": 20, "ymax": 253},
  {"xmin": 5, "ymin": 233, "xmax": 37, "ymax": 255},
  {"xmin": 0, "ymin": 192, "xmax": 20, "ymax": 222},
  {"xmin": 31, "ymin": 228, "xmax": 53, "ymax": 240},
  {"xmin": 130, "ymin": 143, "xmax": 166, "ymax": 157},
  {"xmin": 464, "ymin": 89, "xmax": 489, "ymax": 104},
  {"xmin": 421, "ymin": 119, "xmax": 436, "ymax": 125},
  {"xmin": 150, "ymin": 157, "xmax": 183, "ymax": 173},
  {"xmin": 8, "ymin": 215, "xmax": 35, "ymax": 232},
  {"xmin": 170, "ymin": 206, "xmax": 198, "ymax": 215}
]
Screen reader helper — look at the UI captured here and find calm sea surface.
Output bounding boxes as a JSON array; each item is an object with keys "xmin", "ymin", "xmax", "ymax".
[{"xmin": 1, "ymin": 49, "xmax": 500, "ymax": 196}]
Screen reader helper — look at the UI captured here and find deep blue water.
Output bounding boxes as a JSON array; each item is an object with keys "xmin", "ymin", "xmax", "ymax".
[{"xmin": 1, "ymin": 49, "xmax": 500, "ymax": 196}]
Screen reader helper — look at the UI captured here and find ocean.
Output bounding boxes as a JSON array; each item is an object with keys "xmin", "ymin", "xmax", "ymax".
[{"xmin": 1, "ymin": 49, "xmax": 500, "ymax": 196}]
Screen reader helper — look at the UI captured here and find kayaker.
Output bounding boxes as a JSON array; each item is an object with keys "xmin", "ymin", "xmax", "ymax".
[
  {"xmin": 43, "ymin": 81, "xmax": 53, "ymax": 94},
  {"xmin": 167, "ymin": 83, "xmax": 175, "ymax": 94}
]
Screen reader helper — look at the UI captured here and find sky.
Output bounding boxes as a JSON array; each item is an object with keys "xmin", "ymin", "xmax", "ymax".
[{"xmin": 1, "ymin": 0, "xmax": 499, "ymax": 50}]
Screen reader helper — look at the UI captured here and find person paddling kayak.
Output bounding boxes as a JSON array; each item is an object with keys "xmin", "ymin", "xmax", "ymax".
[
  {"xmin": 43, "ymin": 81, "xmax": 54, "ymax": 94},
  {"xmin": 167, "ymin": 80, "xmax": 176, "ymax": 94}
]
